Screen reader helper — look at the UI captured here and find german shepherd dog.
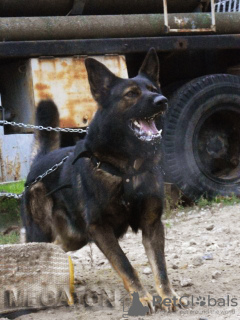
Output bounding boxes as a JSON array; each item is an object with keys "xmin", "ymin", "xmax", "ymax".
[{"xmin": 21, "ymin": 48, "xmax": 182, "ymax": 312}]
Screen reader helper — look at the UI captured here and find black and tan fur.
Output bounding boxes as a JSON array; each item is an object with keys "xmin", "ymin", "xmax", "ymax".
[{"xmin": 21, "ymin": 49, "xmax": 183, "ymax": 312}]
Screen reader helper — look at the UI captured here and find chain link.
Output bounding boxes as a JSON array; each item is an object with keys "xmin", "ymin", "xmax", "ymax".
[
  {"xmin": 0, "ymin": 120, "xmax": 88, "ymax": 134},
  {"xmin": 0, "ymin": 192, "xmax": 23, "ymax": 199},
  {"xmin": 25, "ymin": 155, "xmax": 69, "ymax": 189},
  {"xmin": 0, "ymin": 156, "xmax": 70, "ymax": 199},
  {"xmin": 0, "ymin": 119, "xmax": 87, "ymax": 199}
]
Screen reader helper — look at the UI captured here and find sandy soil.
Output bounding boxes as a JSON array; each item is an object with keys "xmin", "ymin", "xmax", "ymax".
[{"xmin": 8, "ymin": 202, "xmax": 240, "ymax": 320}]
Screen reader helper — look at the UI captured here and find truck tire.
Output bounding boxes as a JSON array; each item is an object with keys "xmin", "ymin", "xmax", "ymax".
[{"xmin": 162, "ymin": 74, "xmax": 240, "ymax": 201}]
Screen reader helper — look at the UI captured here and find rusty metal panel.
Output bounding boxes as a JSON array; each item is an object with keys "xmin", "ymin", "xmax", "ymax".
[
  {"xmin": 31, "ymin": 55, "xmax": 128, "ymax": 128},
  {"xmin": 0, "ymin": 127, "xmax": 33, "ymax": 182}
]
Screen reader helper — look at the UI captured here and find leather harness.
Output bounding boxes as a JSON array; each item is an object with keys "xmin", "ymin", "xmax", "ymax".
[
  {"xmin": 72, "ymin": 143, "xmax": 161, "ymax": 204},
  {"xmin": 46, "ymin": 143, "xmax": 161, "ymax": 203}
]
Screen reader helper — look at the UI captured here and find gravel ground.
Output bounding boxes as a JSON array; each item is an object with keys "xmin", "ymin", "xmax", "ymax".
[{"xmin": 12, "ymin": 202, "xmax": 240, "ymax": 320}]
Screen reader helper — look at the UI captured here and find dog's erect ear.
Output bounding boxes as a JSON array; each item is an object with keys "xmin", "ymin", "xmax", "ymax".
[
  {"xmin": 138, "ymin": 48, "xmax": 160, "ymax": 85},
  {"xmin": 85, "ymin": 58, "xmax": 118, "ymax": 105}
]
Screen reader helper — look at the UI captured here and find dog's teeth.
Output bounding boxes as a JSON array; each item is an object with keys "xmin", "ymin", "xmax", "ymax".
[
  {"xmin": 130, "ymin": 118, "xmax": 163, "ymax": 142},
  {"xmin": 133, "ymin": 120, "xmax": 141, "ymax": 128}
]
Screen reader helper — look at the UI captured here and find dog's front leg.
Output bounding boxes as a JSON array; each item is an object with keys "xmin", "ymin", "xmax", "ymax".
[
  {"xmin": 141, "ymin": 198, "xmax": 184, "ymax": 312},
  {"xmin": 89, "ymin": 223, "xmax": 154, "ymax": 313}
]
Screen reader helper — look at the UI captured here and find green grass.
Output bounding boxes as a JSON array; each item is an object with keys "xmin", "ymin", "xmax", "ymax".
[
  {"xmin": 0, "ymin": 180, "xmax": 25, "ymax": 194},
  {"xmin": 196, "ymin": 194, "xmax": 240, "ymax": 208},
  {"xmin": 165, "ymin": 221, "xmax": 172, "ymax": 228},
  {"xmin": 164, "ymin": 193, "xmax": 240, "ymax": 219},
  {"xmin": 0, "ymin": 181, "xmax": 23, "ymax": 243},
  {"xmin": 0, "ymin": 232, "xmax": 20, "ymax": 245},
  {"xmin": 0, "ymin": 198, "xmax": 21, "ymax": 228}
]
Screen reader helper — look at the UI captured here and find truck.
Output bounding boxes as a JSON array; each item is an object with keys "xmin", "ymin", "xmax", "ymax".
[{"xmin": 0, "ymin": 0, "xmax": 240, "ymax": 201}]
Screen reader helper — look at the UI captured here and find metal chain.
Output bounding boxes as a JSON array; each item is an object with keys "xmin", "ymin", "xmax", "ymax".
[
  {"xmin": 0, "ymin": 192, "xmax": 23, "ymax": 200},
  {"xmin": 0, "ymin": 155, "xmax": 70, "ymax": 199},
  {"xmin": 25, "ymin": 155, "xmax": 70, "ymax": 189},
  {"xmin": 0, "ymin": 119, "xmax": 87, "ymax": 199},
  {"xmin": 0, "ymin": 120, "xmax": 88, "ymax": 134}
]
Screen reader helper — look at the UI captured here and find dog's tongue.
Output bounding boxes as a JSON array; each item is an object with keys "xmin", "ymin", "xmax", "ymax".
[{"xmin": 139, "ymin": 119, "xmax": 159, "ymax": 135}]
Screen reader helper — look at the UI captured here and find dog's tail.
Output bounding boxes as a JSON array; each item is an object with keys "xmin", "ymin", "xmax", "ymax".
[{"xmin": 31, "ymin": 100, "xmax": 60, "ymax": 159}]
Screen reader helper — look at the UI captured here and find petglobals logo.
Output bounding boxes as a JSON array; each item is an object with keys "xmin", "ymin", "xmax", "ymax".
[{"xmin": 153, "ymin": 295, "xmax": 238, "ymax": 308}]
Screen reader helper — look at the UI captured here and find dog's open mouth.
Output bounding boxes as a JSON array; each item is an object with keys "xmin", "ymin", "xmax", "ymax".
[{"xmin": 129, "ymin": 112, "xmax": 163, "ymax": 142}]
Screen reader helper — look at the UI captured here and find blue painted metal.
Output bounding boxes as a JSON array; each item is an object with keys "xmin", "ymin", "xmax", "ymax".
[{"xmin": 0, "ymin": 126, "xmax": 33, "ymax": 182}]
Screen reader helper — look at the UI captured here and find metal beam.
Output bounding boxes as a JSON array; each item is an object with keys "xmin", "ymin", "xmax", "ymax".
[
  {"xmin": 0, "ymin": 35, "xmax": 239, "ymax": 59},
  {"xmin": 0, "ymin": 13, "xmax": 240, "ymax": 41}
]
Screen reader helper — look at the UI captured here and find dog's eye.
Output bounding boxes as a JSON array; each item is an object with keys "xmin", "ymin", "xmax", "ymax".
[
  {"xmin": 149, "ymin": 86, "xmax": 159, "ymax": 93},
  {"xmin": 125, "ymin": 90, "xmax": 139, "ymax": 98}
]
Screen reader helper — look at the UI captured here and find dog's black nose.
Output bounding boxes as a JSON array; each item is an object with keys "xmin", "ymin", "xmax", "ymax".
[{"xmin": 154, "ymin": 95, "xmax": 168, "ymax": 112}]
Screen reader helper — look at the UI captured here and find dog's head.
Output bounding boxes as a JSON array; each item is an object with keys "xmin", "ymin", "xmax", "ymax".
[{"xmin": 85, "ymin": 48, "xmax": 168, "ymax": 156}]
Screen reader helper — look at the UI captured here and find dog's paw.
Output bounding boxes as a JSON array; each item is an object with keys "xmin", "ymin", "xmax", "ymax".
[
  {"xmin": 155, "ymin": 289, "xmax": 187, "ymax": 312},
  {"xmin": 139, "ymin": 292, "xmax": 155, "ymax": 314}
]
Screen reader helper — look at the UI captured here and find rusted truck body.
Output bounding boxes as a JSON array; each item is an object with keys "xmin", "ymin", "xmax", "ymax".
[{"xmin": 1, "ymin": 0, "xmax": 240, "ymax": 200}]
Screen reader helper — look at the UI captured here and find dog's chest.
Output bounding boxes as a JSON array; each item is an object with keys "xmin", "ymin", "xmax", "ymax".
[
  {"xmin": 96, "ymin": 168, "xmax": 150, "ymax": 196},
  {"xmin": 95, "ymin": 169, "xmax": 122, "ymax": 190},
  {"xmin": 98, "ymin": 170, "xmax": 154, "ymax": 216}
]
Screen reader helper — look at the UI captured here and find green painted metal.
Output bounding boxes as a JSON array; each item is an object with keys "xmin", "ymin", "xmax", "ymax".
[{"xmin": 0, "ymin": 13, "xmax": 238, "ymax": 41}]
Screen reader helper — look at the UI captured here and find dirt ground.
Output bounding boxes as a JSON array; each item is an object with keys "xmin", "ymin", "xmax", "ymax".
[{"xmin": 6, "ymin": 202, "xmax": 240, "ymax": 320}]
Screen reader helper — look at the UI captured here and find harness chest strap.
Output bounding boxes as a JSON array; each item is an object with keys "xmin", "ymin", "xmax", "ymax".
[{"xmin": 72, "ymin": 143, "xmax": 157, "ymax": 202}]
